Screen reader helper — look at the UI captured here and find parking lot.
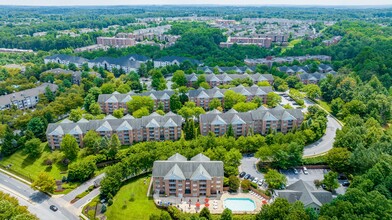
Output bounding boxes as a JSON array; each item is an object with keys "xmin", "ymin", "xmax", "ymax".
[{"xmin": 276, "ymin": 92, "xmax": 305, "ymax": 112}]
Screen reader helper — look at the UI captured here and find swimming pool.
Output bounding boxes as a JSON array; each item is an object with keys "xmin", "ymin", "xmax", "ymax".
[{"xmin": 223, "ymin": 198, "xmax": 256, "ymax": 212}]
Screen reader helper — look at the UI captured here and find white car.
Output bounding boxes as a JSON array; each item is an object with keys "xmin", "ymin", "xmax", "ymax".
[{"xmin": 257, "ymin": 180, "xmax": 264, "ymax": 186}]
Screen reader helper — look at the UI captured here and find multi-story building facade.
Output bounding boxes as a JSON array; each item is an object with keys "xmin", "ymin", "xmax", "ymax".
[
  {"xmin": 154, "ymin": 56, "xmax": 202, "ymax": 68},
  {"xmin": 186, "ymin": 73, "xmax": 274, "ymax": 88},
  {"xmin": 199, "ymin": 106, "xmax": 304, "ymax": 137},
  {"xmin": 0, "ymin": 83, "xmax": 58, "ymax": 110},
  {"xmin": 220, "ymin": 37, "xmax": 272, "ymax": 48},
  {"xmin": 44, "ymin": 54, "xmax": 89, "ymax": 68},
  {"xmin": 188, "ymin": 85, "xmax": 273, "ymax": 110},
  {"xmin": 98, "ymin": 90, "xmax": 175, "ymax": 114},
  {"xmin": 278, "ymin": 64, "xmax": 334, "ymax": 75},
  {"xmin": 87, "ymin": 54, "xmax": 150, "ymax": 73},
  {"xmin": 244, "ymin": 55, "xmax": 332, "ymax": 67},
  {"xmin": 96, "ymin": 37, "xmax": 136, "ymax": 47},
  {"xmin": 152, "ymin": 153, "xmax": 224, "ymax": 197},
  {"xmin": 297, "ymin": 72, "xmax": 336, "ymax": 85},
  {"xmin": 46, "ymin": 112, "xmax": 183, "ymax": 149}
]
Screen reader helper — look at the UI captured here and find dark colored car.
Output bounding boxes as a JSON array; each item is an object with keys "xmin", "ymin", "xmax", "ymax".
[
  {"xmin": 244, "ymin": 174, "xmax": 251, "ymax": 179},
  {"xmin": 342, "ymin": 181, "xmax": 350, "ymax": 187},
  {"xmin": 249, "ymin": 176, "xmax": 255, "ymax": 181},
  {"xmin": 239, "ymin": 172, "xmax": 246, "ymax": 178},
  {"xmin": 50, "ymin": 205, "xmax": 58, "ymax": 212}
]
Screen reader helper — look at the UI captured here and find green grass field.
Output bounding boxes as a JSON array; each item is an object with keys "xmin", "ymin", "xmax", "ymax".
[
  {"xmin": 0, "ymin": 143, "xmax": 67, "ymax": 182},
  {"xmin": 105, "ymin": 174, "xmax": 163, "ymax": 220}
]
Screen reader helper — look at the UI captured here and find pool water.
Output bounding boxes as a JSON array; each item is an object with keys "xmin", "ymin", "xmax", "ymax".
[{"xmin": 223, "ymin": 198, "xmax": 256, "ymax": 212}]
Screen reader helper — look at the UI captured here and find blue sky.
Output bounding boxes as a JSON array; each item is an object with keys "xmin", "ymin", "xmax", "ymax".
[{"xmin": 0, "ymin": 0, "xmax": 391, "ymax": 6}]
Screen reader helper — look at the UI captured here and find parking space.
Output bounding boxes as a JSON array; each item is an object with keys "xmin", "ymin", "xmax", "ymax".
[{"xmin": 239, "ymin": 156, "xmax": 267, "ymax": 189}]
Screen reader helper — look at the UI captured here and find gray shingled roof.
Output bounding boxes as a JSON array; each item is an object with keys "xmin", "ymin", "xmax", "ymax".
[
  {"xmin": 98, "ymin": 90, "xmax": 175, "ymax": 103},
  {"xmin": 152, "ymin": 153, "xmax": 224, "ymax": 180},
  {"xmin": 276, "ymin": 180, "xmax": 332, "ymax": 207},
  {"xmin": 0, "ymin": 83, "xmax": 58, "ymax": 107},
  {"xmin": 188, "ymin": 85, "xmax": 273, "ymax": 99},
  {"xmin": 45, "ymin": 54, "xmax": 89, "ymax": 64}
]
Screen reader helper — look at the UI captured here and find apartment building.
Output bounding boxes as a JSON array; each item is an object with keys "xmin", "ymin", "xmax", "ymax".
[
  {"xmin": 0, "ymin": 83, "xmax": 58, "ymax": 110},
  {"xmin": 87, "ymin": 54, "xmax": 150, "ymax": 73},
  {"xmin": 220, "ymin": 37, "xmax": 272, "ymax": 48},
  {"xmin": 41, "ymin": 68, "xmax": 101, "ymax": 85},
  {"xmin": 152, "ymin": 153, "xmax": 224, "ymax": 197},
  {"xmin": 186, "ymin": 73, "xmax": 274, "ymax": 88},
  {"xmin": 154, "ymin": 56, "xmax": 202, "ymax": 68},
  {"xmin": 44, "ymin": 54, "xmax": 89, "ymax": 68},
  {"xmin": 244, "ymin": 55, "xmax": 332, "ymax": 67},
  {"xmin": 188, "ymin": 85, "xmax": 273, "ymax": 110},
  {"xmin": 297, "ymin": 72, "xmax": 336, "ymax": 85},
  {"xmin": 98, "ymin": 90, "xmax": 175, "ymax": 114},
  {"xmin": 278, "ymin": 64, "xmax": 335, "ymax": 75},
  {"xmin": 199, "ymin": 105, "xmax": 304, "ymax": 137},
  {"xmin": 96, "ymin": 37, "xmax": 136, "ymax": 47},
  {"xmin": 200, "ymin": 66, "xmax": 256, "ymax": 74},
  {"xmin": 46, "ymin": 112, "xmax": 183, "ymax": 149}
]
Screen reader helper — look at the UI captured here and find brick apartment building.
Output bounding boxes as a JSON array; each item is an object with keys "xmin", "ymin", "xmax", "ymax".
[
  {"xmin": 220, "ymin": 37, "xmax": 272, "ymax": 48},
  {"xmin": 188, "ymin": 85, "xmax": 273, "ymax": 110},
  {"xmin": 97, "ymin": 37, "xmax": 136, "ymax": 47},
  {"xmin": 152, "ymin": 153, "xmax": 224, "ymax": 197},
  {"xmin": 199, "ymin": 105, "xmax": 304, "ymax": 137},
  {"xmin": 46, "ymin": 112, "xmax": 183, "ymax": 149},
  {"xmin": 97, "ymin": 90, "xmax": 175, "ymax": 114},
  {"xmin": 186, "ymin": 73, "xmax": 274, "ymax": 88},
  {"xmin": 244, "ymin": 55, "xmax": 332, "ymax": 67}
]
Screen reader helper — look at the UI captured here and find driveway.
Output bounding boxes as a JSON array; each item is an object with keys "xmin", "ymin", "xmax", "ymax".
[{"xmin": 239, "ymin": 155, "xmax": 264, "ymax": 180}]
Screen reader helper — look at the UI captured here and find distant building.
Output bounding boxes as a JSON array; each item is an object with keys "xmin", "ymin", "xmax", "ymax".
[
  {"xmin": 220, "ymin": 37, "xmax": 272, "ymax": 48},
  {"xmin": 322, "ymin": 36, "xmax": 342, "ymax": 46},
  {"xmin": 96, "ymin": 37, "xmax": 136, "ymax": 47},
  {"xmin": 0, "ymin": 48, "xmax": 34, "ymax": 53},
  {"xmin": 44, "ymin": 54, "xmax": 89, "ymax": 68},
  {"xmin": 74, "ymin": 44, "xmax": 110, "ymax": 53},
  {"xmin": 188, "ymin": 85, "xmax": 273, "ymax": 110},
  {"xmin": 297, "ymin": 72, "xmax": 336, "ymax": 85},
  {"xmin": 42, "ymin": 68, "xmax": 101, "ymax": 85},
  {"xmin": 154, "ymin": 56, "xmax": 202, "ymax": 68},
  {"xmin": 275, "ymin": 180, "xmax": 332, "ymax": 212},
  {"xmin": 199, "ymin": 106, "xmax": 304, "ymax": 137},
  {"xmin": 278, "ymin": 64, "xmax": 334, "ymax": 75},
  {"xmin": 186, "ymin": 73, "xmax": 274, "ymax": 88},
  {"xmin": 87, "ymin": 54, "xmax": 150, "ymax": 73},
  {"xmin": 244, "ymin": 55, "xmax": 332, "ymax": 67},
  {"xmin": 0, "ymin": 83, "xmax": 58, "ymax": 110},
  {"xmin": 152, "ymin": 153, "xmax": 224, "ymax": 197},
  {"xmin": 46, "ymin": 112, "xmax": 183, "ymax": 149}
]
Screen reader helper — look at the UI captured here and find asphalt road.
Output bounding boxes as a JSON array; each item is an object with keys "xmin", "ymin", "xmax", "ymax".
[{"xmin": 0, "ymin": 172, "xmax": 78, "ymax": 220}]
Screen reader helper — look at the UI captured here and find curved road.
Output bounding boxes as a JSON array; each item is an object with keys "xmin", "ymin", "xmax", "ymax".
[{"xmin": 303, "ymin": 115, "xmax": 342, "ymax": 157}]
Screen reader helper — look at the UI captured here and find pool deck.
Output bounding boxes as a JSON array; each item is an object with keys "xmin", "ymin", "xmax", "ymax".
[{"xmin": 155, "ymin": 192, "xmax": 266, "ymax": 214}]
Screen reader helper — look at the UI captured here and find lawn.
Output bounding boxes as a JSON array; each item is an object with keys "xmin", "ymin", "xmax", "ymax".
[
  {"xmin": 0, "ymin": 143, "xmax": 67, "ymax": 182},
  {"xmin": 105, "ymin": 174, "xmax": 163, "ymax": 220},
  {"xmin": 317, "ymin": 100, "xmax": 332, "ymax": 113}
]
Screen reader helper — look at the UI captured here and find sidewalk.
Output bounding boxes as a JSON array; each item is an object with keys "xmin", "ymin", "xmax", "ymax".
[{"xmin": 0, "ymin": 167, "xmax": 32, "ymax": 185}]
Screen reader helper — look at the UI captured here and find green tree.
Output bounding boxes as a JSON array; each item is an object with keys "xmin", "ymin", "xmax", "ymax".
[
  {"xmin": 224, "ymin": 90, "xmax": 246, "ymax": 109},
  {"xmin": 322, "ymin": 171, "xmax": 339, "ymax": 191},
  {"xmin": 170, "ymin": 93, "xmax": 182, "ymax": 113},
  {"xmin": 24, "ymin": 138, "xmax": 41, "ymax": 157},
  {"xmin": 67, "ymin": 158, "xmax": 97, "ymax": 182},
  {"xmin": 226, "ymin": 124, "xmax": 234, "ymax": 137},
  {"xmin": 172, "ymin": 70, "xmax": 187, "ymax": 87},
  {"xmin": 32, "ymin": 172, "xmax": 55, "ymax": 193},
  {"xmin": 199, "ymin": 82, "xmax": 210, "ymax": 89},
  {"xmin": 184, "ymin": 119, "xmax": 196, "ymax": 140},
  {"xmin": 0, "ymin": 126, "xmax": 17, "ymax": 156},
  {"xmin": 69, "ymin": 107, "xmax": 84, "ymax": 122},
  {"xmin": 60, "ymin": 134, "xmax": 79, "ymax": 160},
  {"xmin": 264, "ymin": 169, "xmax": 287, "ymax": 189},
  {"xmin": 83, "ymin": 130, "xmax": 101, "ymax": 154},
  {"xmin": 27, "ymin": 117, "xmax": 47, "ymax": 140},
  {"xmin": 266, "ymin": 92, "xmax": 282, "ymax": 108},
  {"xmin": 127, "ymin": 96, "xmax": 154, "ymax": 113},
  {"xmin": 113, "ymin": 108, "xmax": 124, "ymax": 119},
  {"xmin": 228, "ymin": 176, "xmax": 240, "ymax": 192},
  {"xmin": 220, "ymin": 208, "xmax": 233, "ymax": 220},
  {"xmin": 199, "ymin": 207, "xmax": 212, "ymax": 220},
  {"xmin": 256, "ymin": 198, "xmax": 309, "ymax": 220},
  {"xmin": 89, "ymin": 102, "xmax": 102, "ymax": 115},
  {"xmin": 303, "ymin": 84, "xmax": 321, "ymax": 99},
  {"xmin": 101, "ymin": 83, "xmax": 116, "ymax": 94},
  {"xmin": 107, "ymin": 134, "xmax": 120, "ymax": 159},
  {"xmin": 241, "ymin": 179, "xmax": 251, "ymax": 190},
  {"xmin": 133, "ymin": 107, "xmax": 150, "ymax": 118},
  {"xmin": 331, "ymin": 97, "xmax": 344, "ymax": 116},
  {"xmin": 44, "ymin": 86, "xmax": 55, "ymax": 102},
  {"xmin": 326, "ymin": 147, "xmax": 351, "ymax": 173},
  {"xmin": 209, "ymin": 98, "xmax": 222, "ymax": 110},
  {"xmin": 117, "ymin": 84, "xmax": 131, "ymax": 94},
  {"xmin": 233, "ymin": 102, "xmax": 258, "ymax": 112}
]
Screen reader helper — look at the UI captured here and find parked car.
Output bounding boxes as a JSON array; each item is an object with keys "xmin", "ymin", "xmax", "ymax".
[
  {"xmin": 239, "ymin": 172, "xmax": 246, "ymax": 178},
  {"xmin": 249, "ymin": 176, "xmax": 255, "ymax": 181},
  {"xmin": 342, "ymin": 181, "xmax": 350, "ymax": 187},
  {"xmin": 322, "ymin": 184, "xmax": 327, "ymax": 190},
  {"xmin": 303, "ymin": 167, "xmax": 309, "ymax": 175},
  {"xmin": 244, "ymin": 174, "xmax": 251, "ymax": 179},
  {"xmin": 338, "ymin": 174, "xmax": 347, "ymax": 180},
  {"xmin": 293, "ymin": 168, "xmax": 299, "ymax": 175},
  {"xmin": 50, "ymin": 205, "xmax": 58, "ymax": 212},
  {"xmin": 252, "ymin": 177, "xmax": 259, "ymax": 183},
  {"xmin": 257, "ymin": 180, "xmax": 264, "ymax": 186}
]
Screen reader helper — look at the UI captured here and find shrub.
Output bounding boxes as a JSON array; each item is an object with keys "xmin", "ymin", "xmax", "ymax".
[{"xmin": 107, "ymin": 199, "xmax": 113, "ymax": 206}]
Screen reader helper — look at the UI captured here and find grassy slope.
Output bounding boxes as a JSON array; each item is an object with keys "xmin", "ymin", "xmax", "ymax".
[{"xmin": 105, "ymin": 174, "xmax": 162, "ymax": 220}]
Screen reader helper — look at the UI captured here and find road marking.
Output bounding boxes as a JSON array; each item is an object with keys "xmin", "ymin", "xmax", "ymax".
[{"xmin": 0, "ymin": 184, "xmax": 35, "ymax": 205}]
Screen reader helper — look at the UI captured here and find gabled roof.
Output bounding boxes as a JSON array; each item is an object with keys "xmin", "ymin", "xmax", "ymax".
[
  {"xmin": 231, "ymin": 114, "xmax": 246, "ymax": 125},
  {"xmin": 191, "ymin": 153, "xmax": 211, "ymax": 162},
  {"xmin": 105, "ymin": 95, "xmax": 118, "ymax": 103},
  {"xmin": 61, "ymin": 118, "xmax": 73, "ymax": 124},
  {"xmin": 122, "ymin": 114, "xmax": 135, "ymax": 119},
  {"xmin": 164, "ymin": 164, "xmax": 186, "ymax": 180},
  {"xmin": 226, "ymin": 108, "xmax": 238, "ymax": 114},
  {"xmin": 211, "ymin": 115, "xmax": 227, "ymax": 125},
  {"xmin": 262, "ymin": 111, "xmax": 278, "ymax": 121},
  {"xmin": 69, "ymin": 125, "xmax": 83, "ymax": 135},
  {"xmin": 77, "ymin": 118, "xmax": 89, "ymax": 123},
  {"xmin": 146, "ymin": 118, "xmax": 160, "ymax": 128},
  {"xmin": 104, "ymin": 115, "xmax": 117, "ymax": 120},
  {"xmin": 168, "ymin": 153, "xmax": 187, "ymax": 162},
  {"xmin": 164, "ymin": 118, "xmax": 178, "ymax": 127},
  {"xmin": 49, "ymin": 125, "xmax": 64, "ymax": 135},
  {"xmin": 190, "ymin": 164, "xmax": 212, "ymax": 181},
  {"xmin": 96, "ymin": 121, "xmax": 112, "ymax": 131},
  {"xmin": 116, "ymin": 121, "xmax": 133, "ymax": 131}
]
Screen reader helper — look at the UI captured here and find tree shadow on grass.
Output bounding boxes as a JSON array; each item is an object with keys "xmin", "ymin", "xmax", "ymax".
[{"xmin": 21, "ymin": 154, "xmax": 40, "ymax": 168}]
